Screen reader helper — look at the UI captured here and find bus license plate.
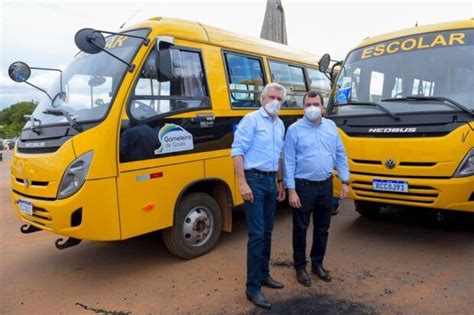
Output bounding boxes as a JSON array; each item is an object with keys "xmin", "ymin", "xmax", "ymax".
[
  {"xmin": 373, "ymin": 179, "xmax": 408, "ymax": 193},
  {"xmin": 18, "ymin": 199, "xmax": 33, "ymax": 216}
]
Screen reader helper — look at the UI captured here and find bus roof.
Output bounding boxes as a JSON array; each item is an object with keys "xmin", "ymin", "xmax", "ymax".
[
  {"xmin": 127, "ymin": 17, "xmax": 322, "ymax": 67},
  {"xmin": 356, "ymin": 18, "xmax": 474, "ymax": 49}
]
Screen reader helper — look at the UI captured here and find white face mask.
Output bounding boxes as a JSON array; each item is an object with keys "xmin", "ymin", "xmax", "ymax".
[
  {"xmin": 264, "ymin": 99, "xmax": 281, "ymax": 116},
  {"xmin": 304, "ymin": 105, "xmax": 322, "ymax": 121}
]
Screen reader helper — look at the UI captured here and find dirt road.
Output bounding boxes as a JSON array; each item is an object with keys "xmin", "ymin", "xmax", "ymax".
[{"xmin": 1, "ymin": 151, "xmax": 473, "ymax": 314}]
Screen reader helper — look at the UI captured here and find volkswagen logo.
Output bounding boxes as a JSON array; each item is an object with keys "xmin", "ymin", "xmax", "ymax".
[
  {"xmin": 24, "ymin": 178, "xmax": 30, "ymax": 188},
  {"xmin": 385, "ymin": 159, "xmax": 396, "ymax": 169}
]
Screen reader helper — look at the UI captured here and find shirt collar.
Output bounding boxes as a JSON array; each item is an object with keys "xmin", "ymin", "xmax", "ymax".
[
  {"xmin": 302, "ymin": 116, "xmax": 324, "ymax": 127},
  {"xmin": 259, "ymin": 106, "xmax": 270, "ymax": 118},
  {"xmin": 259, "ymin": 106, "xmax": 280, "ymax": 122}
]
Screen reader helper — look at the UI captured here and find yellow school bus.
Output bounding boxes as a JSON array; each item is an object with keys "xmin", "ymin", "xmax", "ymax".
[
  {"xmin": 8, "ymin": 17, "xmax": 331, "ymax": 258},
  {"xmin": 323, "ymin": 19, "xmax": 473, "ymax": 215}
]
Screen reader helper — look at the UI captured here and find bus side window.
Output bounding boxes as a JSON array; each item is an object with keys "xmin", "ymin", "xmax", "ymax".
[
  {"xmin": 269, "ymin": 61, "xmax": 307, "ymax": 108},
  {"xmin": 307, "ymin": 68, "xmax": 331, "ymax": 106},
  {"xmin": 224, "ymin": 52, "xmax": 266, "ymax": 108},
  {"xmin": 129, "ymin": 47, "xmax": 210, "ymax": 121}
]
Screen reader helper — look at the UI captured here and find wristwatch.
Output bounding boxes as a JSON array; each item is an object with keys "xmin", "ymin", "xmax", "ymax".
[
  {"xmin": 342, "ymin": 180, "xmax": 350, "ymax": 186},
  {"xmin": 277, "ymin": 179, "xmax": 283, "ymax": 183}
]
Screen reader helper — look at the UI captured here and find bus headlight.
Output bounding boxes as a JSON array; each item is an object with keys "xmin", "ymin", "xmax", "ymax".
[
  {"xmin": 454, "ymin": 148, "xmax": 474, "ymax": 177},
  {"xmin": 58, "ymin": 151, "xmax": 94, "ymax": 199}
]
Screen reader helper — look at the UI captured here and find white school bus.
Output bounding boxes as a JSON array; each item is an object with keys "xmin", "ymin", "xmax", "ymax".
[
  {"xmin": 9, "ymin": 17, "xmax": 332, "ymax": 258},
  {"xmin": 322, "ymin": 19, "xmax": 474, "ymax": 215}
]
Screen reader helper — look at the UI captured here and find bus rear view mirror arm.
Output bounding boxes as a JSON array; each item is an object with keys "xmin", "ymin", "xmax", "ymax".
[
  {"xmin": 318, "ymin": 53, "xmax": 343, "ymax": 84},
  {"xmin": 330, "ymin": 61, "xmax": 343, "ymax": 83},
  {"xmin": 74, "ymin": 28, "xmax": 149, "ymax": 73},
  {"xmin": 8, "ymin": 61, "xmax": 64, "ymax": 108}
]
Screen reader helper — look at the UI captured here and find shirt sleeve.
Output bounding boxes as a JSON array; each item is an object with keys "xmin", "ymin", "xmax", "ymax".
[
  {"xmin": 335, "ymin": 128, "xmax": 350, "ymax": 182},
  {"xmin": 230, "ymin": 114, "xmax": 256, "ymax": 157},
  {"xmin": 283, "ymin": 126, "xmax": 297, "ymax": 189},
  {"xmin": 279, "ymin": 120, "xmax": 286, "ymax": 160}
]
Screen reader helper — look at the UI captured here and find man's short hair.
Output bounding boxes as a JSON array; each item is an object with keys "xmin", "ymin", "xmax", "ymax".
[
  {"xmin": 260, "ymin": 82, "xmax": 287, "ymax": 101},
  {"xmin": 303, "ymin": 90, "xmax": 325, "ymax": 106}
]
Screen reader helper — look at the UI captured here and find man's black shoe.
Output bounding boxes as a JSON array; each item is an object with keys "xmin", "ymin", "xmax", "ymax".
[
  {"xmin": 321, "ymin": 265, "xmax": 331, "ymax": 273},
  {"xmin": 261, "ymin": 276, "xmax": 284, "ymax": 289},
  {"xmin": 246, "ymin": 292, "xmax": 271, "ymax": 309},
  {"xmin": 296, "ymin": 269, "xmax": 311, "ymax": 287},
  {"xmin": 311, "ymin": 265, "xmax": 332, "ymax": 282}
]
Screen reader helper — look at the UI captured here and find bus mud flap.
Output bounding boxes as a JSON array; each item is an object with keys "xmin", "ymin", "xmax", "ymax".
[
  {"xmin": 55, "ymin": 237, "xmax": 82, "ymax": 250},
  {"xmin": 20, "ymin": 224, "xmax": 41, "ymax": 234}
]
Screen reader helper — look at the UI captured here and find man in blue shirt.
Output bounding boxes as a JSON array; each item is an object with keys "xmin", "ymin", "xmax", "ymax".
[
  {"xmin": 284, "ymin": 90, "xmax": 350, "ymax": 287},
  {"xmin": 231, "ymin": 82, "xmax": 286, "ymax": 310}
]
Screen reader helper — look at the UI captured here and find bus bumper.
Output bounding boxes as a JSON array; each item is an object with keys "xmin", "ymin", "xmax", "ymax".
[
  {"xmin": 10, "ymin": 177, "xmax": 121, "ymax": 241},
  {"xmin": 348, "ymin": 174, "xmax": 474, "ymax": 212}
]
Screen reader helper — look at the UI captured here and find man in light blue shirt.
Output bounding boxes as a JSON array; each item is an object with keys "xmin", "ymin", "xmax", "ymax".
[
  {"xmin": 231, "ymin": 82, "xmax": 286, "ymax": 310},
  {"xmin": 284, "ymin": 90, "xmax": 350, "ymax": 287}
]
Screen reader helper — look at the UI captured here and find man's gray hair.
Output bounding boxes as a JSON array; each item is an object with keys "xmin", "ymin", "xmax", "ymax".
[{"xmin": 260, "ymin": 82, "xmax": 286, "ymax": 101}]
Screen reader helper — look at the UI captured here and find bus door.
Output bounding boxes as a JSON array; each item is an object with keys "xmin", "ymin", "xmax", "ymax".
[{"xmin": 116, "ymin": 45, "xmax": 212, "ymax": 239}]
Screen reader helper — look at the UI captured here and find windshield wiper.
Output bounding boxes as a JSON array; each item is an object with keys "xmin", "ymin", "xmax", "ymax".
[
  {"xmin": 334, "ymin": 101, "xmax": 400, "ymax": 121},
  {"xmin": 42, "ymin": 108, "xmax": 83, "ymax": 132},
  {"xmin": 24, "ymin": 115, "xmax": 42, "ymax": 135},
  {"xmin": 382, "ymin": 96, "xmax": 474, "ymax": 116}
]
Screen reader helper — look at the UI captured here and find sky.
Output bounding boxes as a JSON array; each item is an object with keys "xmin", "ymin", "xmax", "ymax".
[{"xmin": 0, "ymin": 0, "xmax": 472, "ymax": 110}]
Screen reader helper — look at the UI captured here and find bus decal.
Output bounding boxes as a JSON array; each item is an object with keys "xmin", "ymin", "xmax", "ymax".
[
  {"xmin": 154, "ymin": 123, "xmax": 194, "ymax": 155},
  {"xmin": 359, "ymin": 30, "xmax": 472, "ymax": 60}
]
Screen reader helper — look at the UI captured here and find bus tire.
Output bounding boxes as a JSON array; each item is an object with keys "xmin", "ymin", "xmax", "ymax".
[
  {"xmin": 355, "ymin": 201, "xmax": 381, "ymax": 217},
  {"xmin": 162, "ymin": 192, "xmax": 222, "ymax": 259}
]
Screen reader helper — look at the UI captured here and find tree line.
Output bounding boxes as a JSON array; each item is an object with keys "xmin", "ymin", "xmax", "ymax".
[{"xmin": 0, "ymin": 101, "xmax": 37, "ymax": 138}]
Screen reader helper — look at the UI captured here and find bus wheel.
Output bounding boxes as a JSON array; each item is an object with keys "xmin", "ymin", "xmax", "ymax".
[
  {"xmin": 163, "ymin": 192, "xmax": 222, "ymax": 259},
  {"xmin": 355, "ymin": 201, "xmax": 381, "ymax": 217}
]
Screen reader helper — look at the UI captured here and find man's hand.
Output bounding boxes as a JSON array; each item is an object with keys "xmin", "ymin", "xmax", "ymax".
[
  {"xmin": 288, "ymin": 189, "xmax": 301, "ymax": 208},
  {"xmin": 277, "ymin": 182, "xmax": 286, "ymax": 202},
  {"xmin": 240, "ymin": 182, "xmax": 254, "ymax": 203},
  {"xmin": 340, "ymin": 183, "xmax": 350, "ymax": 199}
]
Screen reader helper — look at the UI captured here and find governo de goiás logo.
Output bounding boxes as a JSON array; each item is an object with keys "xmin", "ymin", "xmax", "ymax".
[{"xmin": 154, "ymin": 123, "xmax": 194, "ymax": 155}]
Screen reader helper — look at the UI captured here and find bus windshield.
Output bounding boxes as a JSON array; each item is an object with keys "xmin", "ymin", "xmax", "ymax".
[
  {"xmin": 329, "ymin": 29, "xmax": 474, "ymax": 116},
  {"xmin": 25, "ymin": 29, "xmax": 150, "ymax": 129}
]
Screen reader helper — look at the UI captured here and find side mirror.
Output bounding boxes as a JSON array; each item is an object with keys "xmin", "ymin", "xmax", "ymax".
[
  {"xmin": 318, "ymin": 53, "xmax": 331, "ymax": 73},
  {"xmin": 8, "ymin": 62, "xmax": 31, "ymax": 83},
  {"xmin": 8, "ymin": 61, "xmax": 63, "ymax": 105},
  {"xmin": 74, "ymin": 28, "xmax": 106, "ymax": 54},
  {"xmin": 155, "ymin": 36, "xmax": 175, "ymax": 82}
]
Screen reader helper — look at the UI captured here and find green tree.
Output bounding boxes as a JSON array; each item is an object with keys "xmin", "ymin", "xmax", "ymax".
[{"xmin": 0, "ymin": 101, "xmax": 37, "ymax": 138}]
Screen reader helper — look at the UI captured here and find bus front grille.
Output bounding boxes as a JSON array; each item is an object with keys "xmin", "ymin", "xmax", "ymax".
[
  {"xmin": 351, "ymin": 160, "xmax": 437, "ymax": 167},
  {"xmin": 352, "ymin": 180, "xmax": 439, "ymax": 205},
  {"xmin": 15, "ymin": 178, "xmax": 49, "ymax": 187},
  {"xmin": 20, "ymin": 206, "xmax": 53, "ymax": 230}
]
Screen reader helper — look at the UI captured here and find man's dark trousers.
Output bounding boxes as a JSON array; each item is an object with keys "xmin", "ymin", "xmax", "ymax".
[
  {"xmin": 243, "ymin": 170, "xmax": 277, "ymax": 295},
  {"xmin": 292, "ymin": 177, "xmax": 333, "ymax": 271}
]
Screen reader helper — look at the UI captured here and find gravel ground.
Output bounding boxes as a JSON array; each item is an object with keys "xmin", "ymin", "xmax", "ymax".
[{"xmin": 1, "ymin": 150, "xmax": 473, "ymax": 314}]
